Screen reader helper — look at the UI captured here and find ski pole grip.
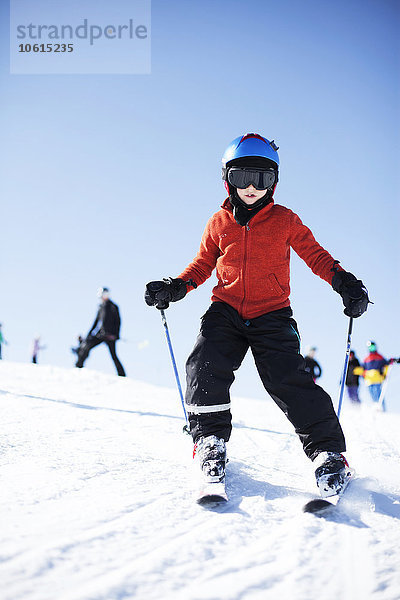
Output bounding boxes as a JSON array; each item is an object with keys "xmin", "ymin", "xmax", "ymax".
[
  {"xmin": 146, "ymin": 281, "xmax": 170, "ymax": 310},
  {"xmin": 146, "ymin": 281, "xmax": 164, "ymax": 292},
  {"xmin": 156, "ymin": 300, "xmax": 169, "ymax": 310}
]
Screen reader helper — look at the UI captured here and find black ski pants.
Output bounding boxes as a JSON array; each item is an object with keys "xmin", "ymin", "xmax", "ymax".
[
  {"xmin": 76, "ymin": 335, "xmax": 126, "ymax": 377},
  {"xmin": 185, "ymin": 302, "xmax": 345, "ymax": 460}
]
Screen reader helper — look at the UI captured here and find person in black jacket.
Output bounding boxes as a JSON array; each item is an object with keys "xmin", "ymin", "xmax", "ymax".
[
  {"xmin": 345, "ymin": 350, "xmax": 361, "ymax": 404},
  {"xmin": 304, "ymin": 347, "xmax": 322, "ymax": 382},
  {"xmin": 75, "ymin": 287, "xmax": 126, "ymax": 376}
]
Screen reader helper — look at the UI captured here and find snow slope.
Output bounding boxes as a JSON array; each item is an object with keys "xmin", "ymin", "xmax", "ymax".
[{"xmin": 1, "ymin": 362, "xmax": 400, "ymax": 600}]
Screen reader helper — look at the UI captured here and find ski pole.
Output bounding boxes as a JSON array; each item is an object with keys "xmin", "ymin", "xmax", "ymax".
[
  {"xmin": 377, "ymin": 360, "xmax": 399, "ymax": 411},
  {"xmin": 158, "ymin": 307, "xmax": 190, "ymax": 435},
  {"xmin": 337, "ymin": 317, "xmax": 354, "ymax": 419},
  {"xmin": 377, "ymin": 366, "xmax": 391, "ymax": 412}
]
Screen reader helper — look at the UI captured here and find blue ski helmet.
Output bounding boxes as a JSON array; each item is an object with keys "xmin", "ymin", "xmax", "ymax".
[
  {"xmin": 367, "ymin": 340, "xmax": 377, "ymax": 352},
  {"xmin": 222, "ymin": 133, "xmax": 279, "ymax": 178},
  {"xmin": 222, "ymin": 134, "xmax": 280, "ymax": 198}
]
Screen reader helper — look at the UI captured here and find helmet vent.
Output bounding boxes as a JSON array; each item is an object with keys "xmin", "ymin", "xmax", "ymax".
[{"xmin": 239, "ymin": 133, "xmax": 268, "ymax": 145}]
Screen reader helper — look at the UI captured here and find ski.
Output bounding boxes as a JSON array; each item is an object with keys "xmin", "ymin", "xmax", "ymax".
[
  {"xmin": 302, "ymin": 471, "xmax": 354, "ymax": 514},
  {"xmin": 196, "ymin": 479, "xmax": 228, "ymax": 507}
]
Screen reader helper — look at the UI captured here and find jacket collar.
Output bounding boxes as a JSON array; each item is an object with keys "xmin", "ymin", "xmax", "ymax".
[
  {"xmin": 221, "ymin": 196, "xmax": 275, "ymax": 210},
  {"xmin": 221, "ymin": 196, "xmax": 275, "ymax": 220}
]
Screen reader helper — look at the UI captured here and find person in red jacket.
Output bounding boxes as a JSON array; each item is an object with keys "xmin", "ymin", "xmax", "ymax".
[{"xmin": 145, "ymin": 133, "xmax": 369, "ymax": 500}]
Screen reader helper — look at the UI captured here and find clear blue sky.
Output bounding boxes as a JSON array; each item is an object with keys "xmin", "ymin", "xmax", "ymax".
[{"xmin": 1, "ymin": 0, "xmax": 399, "ymax": 409}]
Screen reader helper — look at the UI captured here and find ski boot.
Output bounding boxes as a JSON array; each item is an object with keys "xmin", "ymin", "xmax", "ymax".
[
  {"xmin": 195, "ymin": 435, "xmax": 226, "ymax": 482},
  {"xmin": 194, "ymin": 435, "xmax": 228, "ymax": 504},
  {"xmin": 313, "ymin": 451, "xmax": 352, "ymax": 498}
]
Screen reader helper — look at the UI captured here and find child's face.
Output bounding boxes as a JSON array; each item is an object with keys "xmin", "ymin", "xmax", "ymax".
[{"xmin": 236, "ymin": 185, "xmax": 267, "ymax": 205}]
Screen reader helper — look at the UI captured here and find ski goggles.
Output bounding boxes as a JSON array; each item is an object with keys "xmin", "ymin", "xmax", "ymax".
[{"xmin": 227, "ymin": 167, "xmax": 276, "ymax": 190}]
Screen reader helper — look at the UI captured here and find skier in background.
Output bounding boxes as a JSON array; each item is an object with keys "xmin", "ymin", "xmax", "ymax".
[
  {"xmin": 304, "ymin": 346, "xmax": 322, "ymax": 382},
  {"xmin": 356, "ymin": 341, "xmax": 389, "ymax": 410},
  {"xmin": 345, "ymin": 350, "xmax": 361, "ymax": 404},
  {"xmin": 75, "ymin": 287, "xmax": 126, "ymax": 377},
  {"xmin": 145, "ymin": 133, "xmax": 370, "ymax": 501},
  {"xmin": 0, "ymin": 323, "xmax": 8, "ymax": 359},
  {"xmin": 32, "ymin": 335, "xmax": 45, "ymax": 364},
  {"xmin": 71, "ymin": 335, "xmax": 84, "ymax": 357}
]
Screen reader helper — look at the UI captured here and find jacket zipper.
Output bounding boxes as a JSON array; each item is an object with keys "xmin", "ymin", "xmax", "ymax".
[{"xmin": 239, "ymin": 223, "xmax": 250, "ymax": 316}]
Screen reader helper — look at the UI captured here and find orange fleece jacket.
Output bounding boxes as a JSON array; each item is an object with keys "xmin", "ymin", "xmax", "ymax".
[{"xmin": 179, "ymin": 199, "xmax": 341, "ymax": 319}]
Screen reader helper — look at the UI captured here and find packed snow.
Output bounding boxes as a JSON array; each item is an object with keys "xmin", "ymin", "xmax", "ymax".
[{"xmin": 1, "ymin": 361, "xmax": 400, "ymax": 600}]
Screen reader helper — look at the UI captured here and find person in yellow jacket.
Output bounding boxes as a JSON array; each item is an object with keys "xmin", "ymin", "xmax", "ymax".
[{"xmin": 354, "ymin": 341, "xmax": 389, "ymax": 409}]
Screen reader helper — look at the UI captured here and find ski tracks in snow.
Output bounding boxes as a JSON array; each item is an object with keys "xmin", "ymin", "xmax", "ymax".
[{"xmin": 1, "ymin": 363, "xmax": 400, "ymax": 600}]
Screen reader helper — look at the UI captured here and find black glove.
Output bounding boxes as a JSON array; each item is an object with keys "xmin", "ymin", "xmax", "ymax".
[
  {"xmin": 331, "ymin": 266, "xmax": 370, "ymax": 318},
  {"xmin": 144, "ymin": 278, "xmax": 196, "ymax": 309}
]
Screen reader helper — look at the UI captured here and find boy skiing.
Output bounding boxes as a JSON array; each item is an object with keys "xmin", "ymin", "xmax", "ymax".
[{"xmin": 145, "ymin": 133, "xmax": 369, "ymax": 503}]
